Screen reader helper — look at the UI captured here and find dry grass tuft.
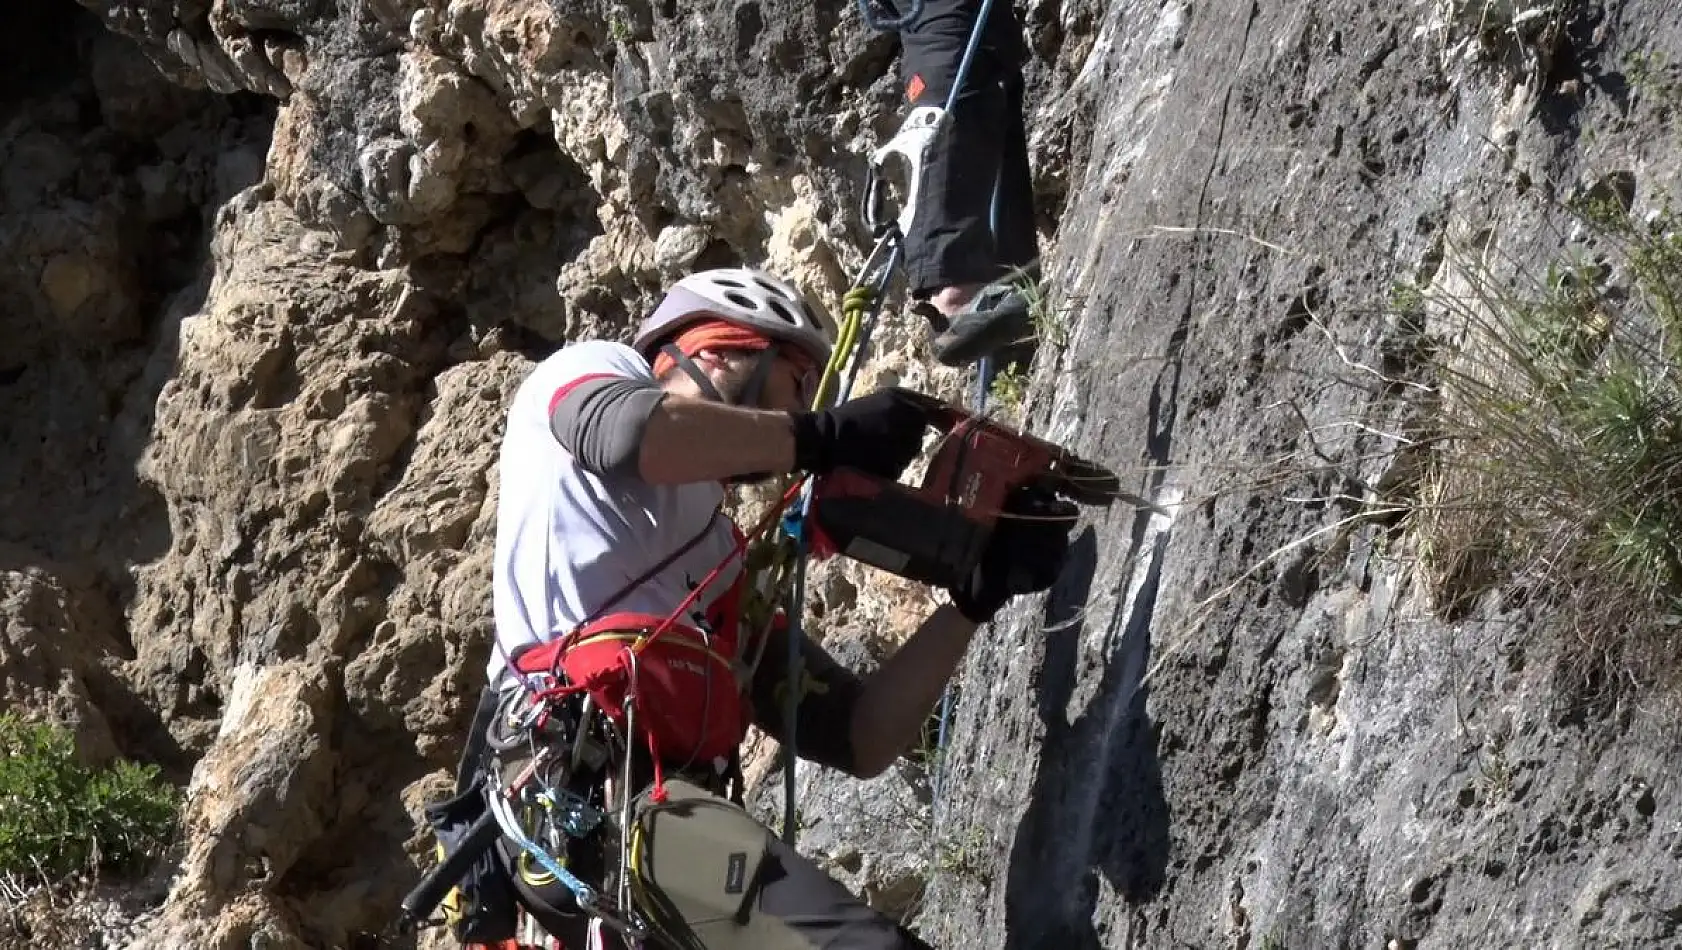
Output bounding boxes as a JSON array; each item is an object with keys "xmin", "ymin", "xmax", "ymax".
[{"xmin": 1403, "ymin": 187, "xmax": 1682, "ymax": 704}]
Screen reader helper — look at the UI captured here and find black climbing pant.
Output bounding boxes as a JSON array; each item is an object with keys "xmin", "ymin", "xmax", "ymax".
[{"xmin": 891, "ymin": 0, "xmax": 1037, "ymax": 299}]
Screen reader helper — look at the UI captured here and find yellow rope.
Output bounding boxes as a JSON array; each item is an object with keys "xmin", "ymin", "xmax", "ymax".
[
  {"xmin": 516, "ymin": 799, "xmax": 561, "ymax": 887},
  {"xmin": 810, "ymin": 285, "xmax": 873, "ymax": 411},
  {"xmin": 736, "ymin": 282, "xmax": 877, "ymax": 644}
]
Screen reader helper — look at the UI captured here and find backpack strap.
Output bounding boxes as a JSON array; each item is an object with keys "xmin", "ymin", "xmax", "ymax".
[
  {"xmin": 582, "ymin": 510, "xmax": 722, "ymax": 627},
  {"xmin": 494, "ymin": 510, "xmax": 723, "ymax": 691}
]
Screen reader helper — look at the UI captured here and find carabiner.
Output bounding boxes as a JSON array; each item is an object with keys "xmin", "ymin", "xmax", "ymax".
[
  {"xmin": 863, "ymin": 105, "xmax": 947, "ymax": 239},
  {"xmin": 856, "ymin": 228, "xmax": 903, "ymax": 293},
  {"xmin": 574, "ymin": 889, "xmax": 650, "ymax": 943}
]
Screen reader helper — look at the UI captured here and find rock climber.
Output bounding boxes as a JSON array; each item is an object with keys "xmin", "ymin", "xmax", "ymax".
[
  {"xmin": 450, "ymin": 266, "xmax": 1077, "ymax": 949},
  {"xmin": 892, "ymin": 0, "xmax": 1040, "ymax": 367}
]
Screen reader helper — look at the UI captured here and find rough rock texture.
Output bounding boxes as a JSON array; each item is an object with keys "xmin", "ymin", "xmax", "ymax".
[
  {"xmin": 8, "ymin": 0, "xmax": 1682, "ymax": 947},
  {"xmin": 908, "ymin": 2, "xmax": 1682, "ymax": 948},
  {"xmin": 6, "ymin": 0, "xmax": 999, "ymax": 946},
  {"xmin": 0, "ymin": 0, "xmax": 272, "ymax": 776}
]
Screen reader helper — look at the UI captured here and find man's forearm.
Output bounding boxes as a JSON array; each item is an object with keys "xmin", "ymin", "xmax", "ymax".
[
  {"xmin": 847, "ymin": 604, "xmax": 978, "ymax": 778},
  {"xmin": 638, "ymin": 394, "xmax": 799, "ymax": 483}
]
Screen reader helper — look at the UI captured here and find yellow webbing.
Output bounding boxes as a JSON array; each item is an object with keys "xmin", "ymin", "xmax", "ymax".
[
  {"xmin": 626, "ymin": 818, "xmax": 693, "ymax": 949},
  {"xmin": 585, "ymin": 631, "xmax": 741, "ymax": 679}
]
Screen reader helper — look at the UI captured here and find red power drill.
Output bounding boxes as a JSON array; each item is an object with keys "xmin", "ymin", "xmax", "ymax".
[{"xmin": 804, "ymin": 390, "xmax": 1134, "ymax": 589}]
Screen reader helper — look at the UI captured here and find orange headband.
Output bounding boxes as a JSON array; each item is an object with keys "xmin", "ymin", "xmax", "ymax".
[{"xmin": 650, "ymin": 319, "xmax": 816, "ymax": 378}]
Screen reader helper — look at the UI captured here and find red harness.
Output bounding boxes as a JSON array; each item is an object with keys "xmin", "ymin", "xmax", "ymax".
[
  {"xmin": 513, "ymin": 604, "xmax": 750, "ymax": 788},
  {"xmin": 513, "ymin": 480, "xmax": 804, "ymax": 802}
]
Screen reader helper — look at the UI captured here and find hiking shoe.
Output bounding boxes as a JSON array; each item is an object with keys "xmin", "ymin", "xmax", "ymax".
[{"xmin": 929, "ymin": 284, "xmax": 1036, "ymax": 367}]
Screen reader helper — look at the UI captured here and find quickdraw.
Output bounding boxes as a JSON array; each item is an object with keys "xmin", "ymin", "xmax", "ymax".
[
  {"xmin": 863, "ymin": 105, "xmax": 946, "ymax": 243},
  {"xmin": 767, "ymin": 0, "xmax": 1015, "ymax": 849},
  {"xmin": 404, "ymin": 1, "xmax": 1078, "ymax": 941}
]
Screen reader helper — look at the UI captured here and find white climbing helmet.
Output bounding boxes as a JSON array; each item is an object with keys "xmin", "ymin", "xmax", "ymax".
[{"xmin": 633, "ymin": 267, "xmax": 836, "ymax": 367}]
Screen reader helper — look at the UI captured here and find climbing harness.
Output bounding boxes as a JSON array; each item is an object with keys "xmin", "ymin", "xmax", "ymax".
[
  {"xmin": 403, "ymin": 0, "xmax": 1125, "ymax": 943},
  {"xmin": 399, "ymin": 481, "xmax": 813, "ymax": 947}
]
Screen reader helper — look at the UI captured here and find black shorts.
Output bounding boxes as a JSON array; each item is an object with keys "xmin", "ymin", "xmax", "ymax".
[{"xmin": 892, "ymin": 0, "xmax": 1037, "ymax": 296}]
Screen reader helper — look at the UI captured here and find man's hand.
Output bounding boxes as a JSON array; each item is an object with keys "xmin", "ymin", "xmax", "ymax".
[
  {"xmin": 948, "ymin": 484, "xmax": 1079, "ymax": 623},
  {"xmin": 789, "ymin": 387, "xmax": 930, "ymax": 479}
]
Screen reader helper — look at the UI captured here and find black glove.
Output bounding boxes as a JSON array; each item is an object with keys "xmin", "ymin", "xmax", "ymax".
[
  {"xmin": 949, "ymin": 484, "xmax": 1079, "ymax": 623},
  {"xmin": 788, "ymin": 387, "xmax": 930, "ymax": 479}
]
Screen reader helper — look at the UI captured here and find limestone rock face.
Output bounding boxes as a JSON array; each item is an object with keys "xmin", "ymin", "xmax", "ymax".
[
  {"xmin": 0, "ymin": 0, "xmax": 270, "ymax": 780},
  {"xmin": 5, "ymin": 0, "xmax": 986, "ymax": 944},
  {"xmin": 6, "ymin": 0, "xmax": 1682, "ymax": 947},
  {"xmin": 908, "ymin": 4, "xmax": 1682, "ymax": 949}
]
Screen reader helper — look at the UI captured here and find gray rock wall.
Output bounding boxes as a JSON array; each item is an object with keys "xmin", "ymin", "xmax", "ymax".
[
  {"xmin": 908, "ymin": 1, "xmax": 1682, "ymax": 947},
  {"xmin": 4, "ymin": 0, "xmax": 1682, "ymax": 947}
]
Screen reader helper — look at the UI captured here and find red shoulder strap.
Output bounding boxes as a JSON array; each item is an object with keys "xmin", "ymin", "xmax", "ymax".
[{"xmin": 583, "ymin": 510, "xmax": 721, "ymax": 627}]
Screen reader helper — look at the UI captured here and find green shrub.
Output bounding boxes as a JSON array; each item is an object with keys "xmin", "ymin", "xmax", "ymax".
[
  {"xmin": 986, "ymin": 366, "xmax": 1027, "ymax": 415},
  {"xmin": 1404, "ymin": 188, "xmax": 1682, "ymax": 699},
  {"xmin": 0, "ymin": 714, "xmax": 179, "ymax": 881}
]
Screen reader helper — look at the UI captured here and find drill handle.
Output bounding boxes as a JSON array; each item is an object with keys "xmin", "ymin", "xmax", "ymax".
[
  {"xmin": 899, "ymin": 389, "xmax": 982, "ymax": 435},
  {"xmin": 396, "ymin": 808, "xmax": 501, "ymax": 931}
]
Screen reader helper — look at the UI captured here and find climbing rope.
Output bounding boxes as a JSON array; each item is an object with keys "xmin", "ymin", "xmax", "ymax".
[
  {"xmin": 769, "ymin": 0, "xmax": 1014, "ymax": 846},
  {"xmin": 770, "ymin": 231, "xmax": 905, "ymax": 846},
  {"xmin": 926, "ymin": 0, "xmax": 1013, "ymax": 821}
]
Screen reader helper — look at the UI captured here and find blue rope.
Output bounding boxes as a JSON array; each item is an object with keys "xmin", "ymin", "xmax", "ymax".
[
  {"xmin": 930, "ymin": 168, "xmax": 1004, "ymax": 809},
  {"xmin": 942, "ymin": 0, "xmax": 998, "ymax": 116},
  {"xmin": 929, "ymin": 0, "xmax": 1005, "ymax": 811},
  {"xmin": 487, "ymin": 788, "xmax": 597, "ymax": 906},
  {"xmin": 781, "ymin": 518, "xmax": 811, "ymax": 845}
]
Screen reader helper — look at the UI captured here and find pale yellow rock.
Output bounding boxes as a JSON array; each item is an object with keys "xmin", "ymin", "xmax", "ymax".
[
  {"xmin": 653, "ymin": 222, "xmax": 712, "ymax": 273},
  {"xmin": 40, "ymin": 253, "xmax": 99, "ymax": 319},
  {"xmin": 134, "ymin": 661, "xmax": 334, "ymax": 945},
  {"xmin": 8, "ymin": 0, "xmax": 962, "ymax": 943}
]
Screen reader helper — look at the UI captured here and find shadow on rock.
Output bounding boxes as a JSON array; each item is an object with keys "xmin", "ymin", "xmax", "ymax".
[
  {"xmin": 1003, "ymin": 508, "xmax": 1172, "ymax": 949},
  {"xmin": 0, "ymin": 0, "xmax": 268, "ymax": 777}
]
